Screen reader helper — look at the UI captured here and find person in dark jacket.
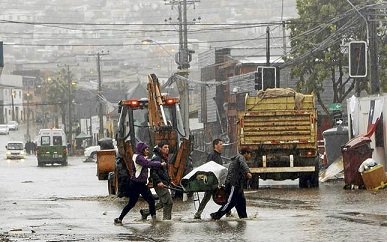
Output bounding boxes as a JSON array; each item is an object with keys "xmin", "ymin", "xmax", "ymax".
[
  {"xmin": 114, "ymin": 142, "xmax": 166, "ymax": 225},
  {"xmin": 194, "ymin": 138, "xmax": 224, "ymax": 219},
  {"xmin": 140, "ymin": 141, "xmax": 173, "ymax": 220},
  {"xmin": 210, "ymin": 147, "xmax": 252, "ymax": 220}
]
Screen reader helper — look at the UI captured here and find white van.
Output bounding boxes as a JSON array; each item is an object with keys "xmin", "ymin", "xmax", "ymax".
[
  {"xmin": 5, "ymin": 141, "xmax": 26, "ymax": 159},
  {"xmin": 36, "ymin": 129, "xmax": 68, "ymax": 166}
]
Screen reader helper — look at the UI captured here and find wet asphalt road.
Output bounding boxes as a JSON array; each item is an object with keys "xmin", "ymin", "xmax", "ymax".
[{"xmin": 0, "ymin": 130, "xmax": 387, "ymax": 241}]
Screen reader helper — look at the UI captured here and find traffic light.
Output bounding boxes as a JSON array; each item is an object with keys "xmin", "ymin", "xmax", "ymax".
[
  {"xmin": 349, "ymin": 41, "xmax": 367, "ymax": 78},
  {"xmin": 254, "ymin": 69, "xmax": 262, "ymax": 90},
  {"xmin": 262, "ymin": 67, "xmax": 276, "ymax": 89},
  {"xmin": 256, "ymin": 66, "xmax": 277, "ymax": 91}
]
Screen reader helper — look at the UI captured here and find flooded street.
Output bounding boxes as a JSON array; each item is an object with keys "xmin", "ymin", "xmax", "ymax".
[{"xmin": 0, "ymin": 131, "xmax": 386, "ymax": 241}]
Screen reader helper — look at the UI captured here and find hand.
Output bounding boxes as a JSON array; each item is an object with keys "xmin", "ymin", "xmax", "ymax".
[
  {"xmin": 246, "ymin": 172, "xmax": 252, "ymax": 180},
  {"xmin": 157, "ymin": 182, "xmax": 165, "ymax": 188},
  {"xmin": 161, "ymin": 162, "xmax": 167, "ymax": 167}
]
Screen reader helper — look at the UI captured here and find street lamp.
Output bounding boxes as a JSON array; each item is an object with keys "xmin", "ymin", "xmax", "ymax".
[
  {"xmin": 142, "ymin": 38, "xmax": 190, "ymax": 137},
  {"xmin": 141, "ymin": 39, "xmax": 175, "ymax": 59},
  {"xmin": 141, "ymin": 39, "xmax": 175, "ymax": 73}
]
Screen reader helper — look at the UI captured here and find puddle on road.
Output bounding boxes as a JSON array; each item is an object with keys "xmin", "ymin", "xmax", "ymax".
[
  {"xmin": 1, "ymin": 231, "xmax": 163, "ymax": 242},
  {"xmin": 247, "ymin": 197, "xmax": 315, "ymax": 210},
  {"xmin": 329, "ymin": 211, "xmax": 387, "ymax": 227}
]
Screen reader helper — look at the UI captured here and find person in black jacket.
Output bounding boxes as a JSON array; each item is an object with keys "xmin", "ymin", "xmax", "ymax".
[
  {"xmin": 194, "ymin": 138, "xmax": 224, "ymax": 219},
  {"xmin": 210, "ymin": 147, "xmax": 252, "ymax": 220},
  {"xmin": 140, "ymin": 141, "xmax": 173, "ymax": 220}
]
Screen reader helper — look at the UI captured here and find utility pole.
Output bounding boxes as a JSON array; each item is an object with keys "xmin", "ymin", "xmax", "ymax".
[
  {"xmin": 26, "ymin": 87, "xmax": 30, "ymax": 141},
  {"xmin": 58, "ymin": 63, "xmax": 78, "ymax": 151},
  {"xmin": 368, "ymin": 9, "xmax": 379, "ymax": 94},
  {"xmin": 266, "ymin": 26, "xmax": 270, "ymax": 66},
  {"xmin": 66, "ymin": 65, "xmax": 73, "ymax": 149},
  {"xmin": 96, "ymin": 51, "xmax": 109, "ymax": 139},
  {"xmin": 165, "ymin": 0, "xmax": 199, "ymax": 138}
]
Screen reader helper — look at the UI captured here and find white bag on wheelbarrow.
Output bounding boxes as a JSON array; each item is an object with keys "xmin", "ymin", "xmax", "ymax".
[{"xmin": 180, "ymin": 161, "xmax": 228, "ymax": 192}]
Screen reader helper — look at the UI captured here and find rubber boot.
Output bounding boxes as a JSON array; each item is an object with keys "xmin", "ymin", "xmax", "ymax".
[
  {"xmin": 140, "ymin": 202, "xmax": 163, "ymax": 220},
  {"xmin": 163, "ymin": 204, "xmax": 172, "ymax": 220},
  {"xmin": 140, "ymin": 209, "xmax": 149, "ymax": 220}
]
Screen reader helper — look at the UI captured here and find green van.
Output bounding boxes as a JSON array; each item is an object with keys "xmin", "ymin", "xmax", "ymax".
[{"xmin": 36, "ymin": 129, "xmax": 68, "ymax": 166}]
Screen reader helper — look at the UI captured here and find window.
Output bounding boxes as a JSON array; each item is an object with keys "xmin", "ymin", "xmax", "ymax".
[
  {"xmin": 53, "ymin": 136, "xmax": 62, "ymax": 145},
  {"xmin": 41, "ymin": 136, "xmax": 50, "ymax": 146},
  {"xmin": 7, "ymin": 143, "xmax": 23, "ymax": 150}
]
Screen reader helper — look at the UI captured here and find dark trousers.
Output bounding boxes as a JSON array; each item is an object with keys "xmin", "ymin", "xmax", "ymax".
[
  {"xmin": 119, "ymin": 180, "xmax": 156, "ymax": 220},
  {"xmin": 211, "ymin": 185, "xmax": 247, "ymax": 220}
]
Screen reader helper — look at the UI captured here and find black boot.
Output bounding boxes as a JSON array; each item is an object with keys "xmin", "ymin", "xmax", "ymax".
[{"xmin": 140, "ymin": 209, "xmax": 149, "ymax": 220}]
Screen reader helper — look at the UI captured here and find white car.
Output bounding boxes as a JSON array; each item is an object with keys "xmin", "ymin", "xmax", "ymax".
[
  {"xmin": 7, "ymin": 121, "xmax": 19, "ymax": 131},
  {"xmin": 84, "ymin": 140, "xmax": 118, "ymax": 162},
  {"xmin": 0, "ymin": 124, "xmax": 9, "ymax": 135},
  {"xmin": 84, "ymin": 145, "xmax": 100, "ymax": 161}
]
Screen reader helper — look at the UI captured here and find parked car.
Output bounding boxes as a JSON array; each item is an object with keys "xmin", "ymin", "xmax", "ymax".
[
  {"xmin": 0, "ymin": 125, "xmax": 9, "ymax": 135},
  {"xmin": 7, "ymin": 121, "xmax": 19, "ymax": 131},
  {"xmin": 84, "ymin": 145, "xmax": 100, "ymax": 161},
  {"xmin": 5, "ymin": 141, "xmax": 25, "ymax": 159},
  {"xmin": 84, "ymin": 138, "xmax": 117, "ymax": 162}
]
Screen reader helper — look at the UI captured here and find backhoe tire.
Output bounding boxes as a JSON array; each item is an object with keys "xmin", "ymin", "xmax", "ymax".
[{"xmin": 108, "ymin": 172, "xmax": 116, "ymax": 195}]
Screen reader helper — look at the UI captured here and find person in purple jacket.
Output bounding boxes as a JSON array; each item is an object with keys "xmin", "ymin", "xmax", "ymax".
[{"xmin": 114, "ymin": 142, "xmax": 166, "ymax": 225}]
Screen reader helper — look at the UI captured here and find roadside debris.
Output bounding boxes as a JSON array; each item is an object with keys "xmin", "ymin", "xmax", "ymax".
[{"xmin": 319, "ymin": 156, "xmax": 343, "ymax": 182}]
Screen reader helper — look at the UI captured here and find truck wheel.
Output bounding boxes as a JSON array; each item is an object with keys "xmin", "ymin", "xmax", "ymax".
[
  {"xmin": 299, "ymin": 172, "xmax": 319, "ymax": 188},
  {"xmin": 97, "ymin": 171, "xmax": 107, "ymax": 180},
  {"xmin": 108, "ymin": 179, "xmax": 116, "ymax": 195},
  {"xmin": 308, "ymin": 158, "xmax": 320, "ymax": 188},
  {"xmin": 299, "ymin": 157, "xmax": 320, "ymax": 188}
]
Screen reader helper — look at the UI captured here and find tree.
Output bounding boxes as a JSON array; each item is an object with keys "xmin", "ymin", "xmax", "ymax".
[
  {"xmin": 286, "ymin": 0, "xmax": 383, "ymax": 115},
  {"xmin": 45, "ymin": 67, "xmax": 76, "ymax": 131}
]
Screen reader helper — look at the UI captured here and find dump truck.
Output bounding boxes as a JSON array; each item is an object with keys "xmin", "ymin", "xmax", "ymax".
[
  {"xmin": 238, "ymin": 88, "xmax": 319, "ymax": 188},
  {"xmin": 106, "ymin": 74, "xmax": 192, "ymax": 196}
]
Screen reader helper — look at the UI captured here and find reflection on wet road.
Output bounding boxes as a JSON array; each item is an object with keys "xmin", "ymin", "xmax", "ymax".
[{"xmin": 1, "ymin": 155, "xmax": 386, "ymax": 242}]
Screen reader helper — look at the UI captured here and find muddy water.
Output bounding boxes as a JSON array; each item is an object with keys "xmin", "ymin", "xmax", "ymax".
[{"xmin": 1, "ymin": 155, "xmax": 386, "ymax": 241}]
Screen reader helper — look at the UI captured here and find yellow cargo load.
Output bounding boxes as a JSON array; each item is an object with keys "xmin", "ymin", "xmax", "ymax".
[
  {"xmin": 237, "ymin": 88, "xmax": 319, "ymax": 188},
  {"xmin": 240, "ymin": 88, "xmax": 317, "ymax": 149}
]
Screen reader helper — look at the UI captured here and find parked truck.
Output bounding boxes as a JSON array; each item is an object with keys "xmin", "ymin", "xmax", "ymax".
[
  {"xmin": 238, "ymin": 88, "xmax": 319, "ymax": 188},
  {"xmin": 105, "ymin": 73, "xmax": 192, "ymax": 196}
]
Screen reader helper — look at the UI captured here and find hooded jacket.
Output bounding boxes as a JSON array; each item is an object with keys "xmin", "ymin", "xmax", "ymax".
[
  {"xmin": 150, "ymin": 146, "xmax": 171, "ymax": 186},
  {"xmin": 225, "ymin": 154, "xmax": 250, "ymax": 188},
  {"xmin": 131, "ymin": 142, "xmax": 162, "ymax": 183}
]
